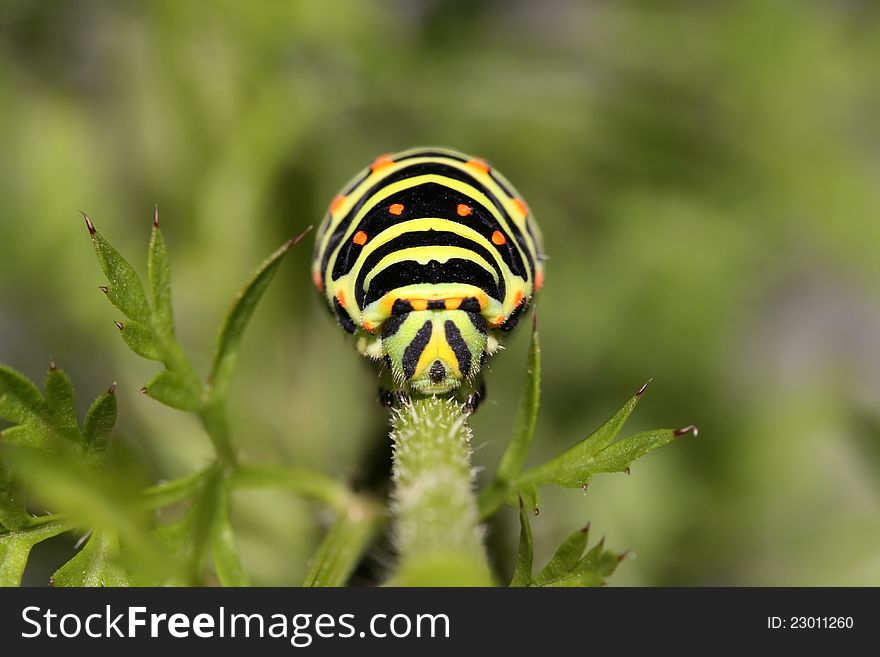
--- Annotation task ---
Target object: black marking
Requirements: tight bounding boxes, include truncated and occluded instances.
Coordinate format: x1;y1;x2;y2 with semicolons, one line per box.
364;259;499;308
460;298;482;314
499;297;529;332
427;300;446;310
466;311;487;334
353;229;505;309
322;162;533;284
381;313;408;339
489;169;513;197
333;296;357;334
392;299;414;315
402;320;433;379
331;178;527;282
445;319;473;378
394;149;468;164
429;360;446;383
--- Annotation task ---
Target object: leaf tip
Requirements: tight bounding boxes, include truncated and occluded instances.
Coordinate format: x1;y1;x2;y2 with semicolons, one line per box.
108;382;117;395
80;210;96;235
517;493;525;510
286;225;314;249
673;424;698;437
153;204;160;228
113;321;124;331
624;466;631;476
580;521;591;535
98;285;109;295
138;386;148;395
49;356;57;371
532;506;540;517
636;378;653;398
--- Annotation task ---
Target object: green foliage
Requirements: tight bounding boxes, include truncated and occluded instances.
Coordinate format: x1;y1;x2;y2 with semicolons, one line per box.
52;531;130;587
0;214;374;587
480;341;694;520
510;497;624;587
208;228;311;403
301;496;385;587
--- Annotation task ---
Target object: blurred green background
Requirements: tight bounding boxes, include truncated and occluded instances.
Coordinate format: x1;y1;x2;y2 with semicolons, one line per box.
2;0;879;586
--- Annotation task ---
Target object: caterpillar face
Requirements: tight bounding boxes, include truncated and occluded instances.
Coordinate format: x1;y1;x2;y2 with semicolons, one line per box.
312;147;544;396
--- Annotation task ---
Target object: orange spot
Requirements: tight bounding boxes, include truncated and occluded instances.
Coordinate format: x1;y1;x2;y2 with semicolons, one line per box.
445;298;462;310
411;299;428;311
466;158;490;174
353;230;368;245
336;290;346;306
456;204;472;217
363;320;375;333
329;195;346;214
312;271;324;291
490;316;504;328
477;293;489;310
371;154;395;172
389;203;404;215
513;291;525;308
513;198;529;216
535;270;545;292
491;230;506;246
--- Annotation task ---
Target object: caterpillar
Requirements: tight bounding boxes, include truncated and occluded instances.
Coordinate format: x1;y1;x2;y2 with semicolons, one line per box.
312;147;544;409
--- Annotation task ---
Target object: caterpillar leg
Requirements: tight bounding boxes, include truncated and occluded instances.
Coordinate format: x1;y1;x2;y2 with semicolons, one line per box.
464;379;487;414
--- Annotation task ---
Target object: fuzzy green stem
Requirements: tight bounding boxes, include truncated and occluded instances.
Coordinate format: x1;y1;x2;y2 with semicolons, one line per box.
389;396;492;586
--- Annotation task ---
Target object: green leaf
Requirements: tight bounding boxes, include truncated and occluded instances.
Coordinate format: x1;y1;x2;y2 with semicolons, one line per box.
515;383;696;491
0;365;47;424
581;381;650;455
1;445;151;550
148;210;175;338
0;519;75;586
509;496;534;587
144;465;224;585
587;427;694;474
497;315;541;481
44;364;79;442
532;524;625;587
531;525;590;587
142;370;202;411
84;213;151;324
208;229;310;402
82;387;117;455
119;321;163;360
0;423;51;449
51;530;129;587
211;488;249;586
0;461;31;531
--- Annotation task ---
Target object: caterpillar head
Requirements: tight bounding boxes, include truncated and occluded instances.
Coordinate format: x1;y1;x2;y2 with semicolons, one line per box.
379;309;490;395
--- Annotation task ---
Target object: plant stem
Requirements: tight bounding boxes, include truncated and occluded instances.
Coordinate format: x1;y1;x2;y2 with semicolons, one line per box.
389;396;493;586
302;494;386;587
198;400;237;467
228;464;350;513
